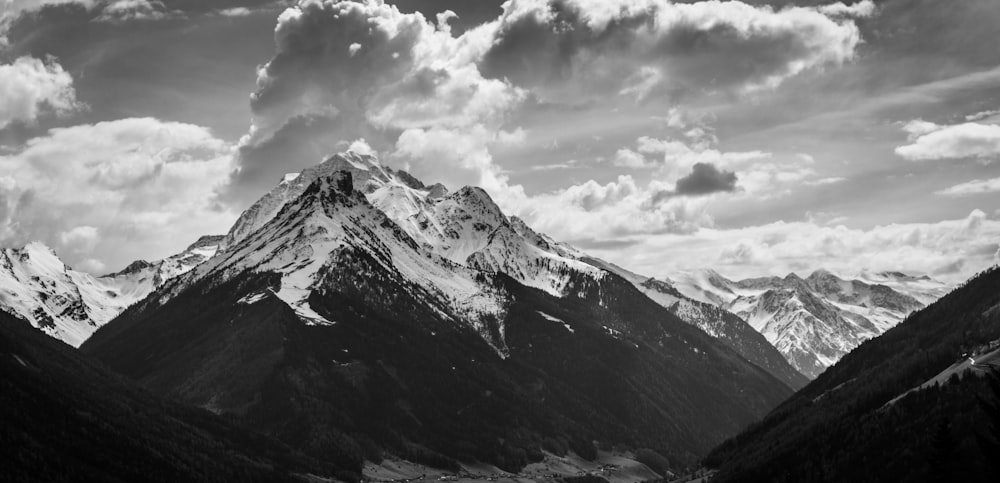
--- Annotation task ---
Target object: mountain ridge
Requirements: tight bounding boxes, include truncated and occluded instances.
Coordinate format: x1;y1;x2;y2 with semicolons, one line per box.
663;267;938;378
82;153;795;473
704;265;1000;482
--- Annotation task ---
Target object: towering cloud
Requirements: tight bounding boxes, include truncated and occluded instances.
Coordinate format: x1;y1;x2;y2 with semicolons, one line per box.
0;56;78;129
224;0;870;207
0;117;235;271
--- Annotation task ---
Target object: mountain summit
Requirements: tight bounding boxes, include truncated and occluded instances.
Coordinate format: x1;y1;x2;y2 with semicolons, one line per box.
81;152;793;474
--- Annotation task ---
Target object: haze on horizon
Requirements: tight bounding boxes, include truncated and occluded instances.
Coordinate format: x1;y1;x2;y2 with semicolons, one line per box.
1;0;999;284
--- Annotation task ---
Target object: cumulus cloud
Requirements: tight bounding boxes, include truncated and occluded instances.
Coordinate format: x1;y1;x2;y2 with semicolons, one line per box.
633;135;768;177
479;0;867;101
0;56;79;129
675;162;738;195
96;0;179;22
607;134;824;198
505;174;714;246
817;0;877;18
895;120;1000;161
0;1;95;42
599;209;1000;285
223;0;869;208
1;0;177;38
225;0;524;204
936;177;1000;197
0;117;236;272
346;138;376;156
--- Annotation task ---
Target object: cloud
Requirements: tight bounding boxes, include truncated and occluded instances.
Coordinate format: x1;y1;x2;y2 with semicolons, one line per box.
895;120;1000;161
216;6;252;17
346;137;376;156
59;225;99;252
225;0;524;204
634;135;770;175
222;0;870;208
505;175;714;245
0;117;236;272
0;0;178;37
598;209;1000;285
96;0;180;22
0;56;79;130
675;162;738;195
613;148;647;168
936;177;1000;197
966;109;1000;122
0;1;95;42
817;0;877;18
607;134;824;199
479;0;867;101
804;177;846;186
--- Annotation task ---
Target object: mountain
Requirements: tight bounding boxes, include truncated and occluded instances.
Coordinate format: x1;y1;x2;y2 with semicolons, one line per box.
0;309;350;482
704;265;1000;482
584;258;809;390
83;152;794;474
665;269;930;378
857;269;951;305
0;236;221;347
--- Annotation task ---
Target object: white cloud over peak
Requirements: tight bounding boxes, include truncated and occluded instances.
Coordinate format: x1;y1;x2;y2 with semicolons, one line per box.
0;56;78;129
225;0;871;207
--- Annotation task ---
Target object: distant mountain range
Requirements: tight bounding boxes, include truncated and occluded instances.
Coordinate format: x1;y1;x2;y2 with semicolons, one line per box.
0;236;221;346
657;268;947;378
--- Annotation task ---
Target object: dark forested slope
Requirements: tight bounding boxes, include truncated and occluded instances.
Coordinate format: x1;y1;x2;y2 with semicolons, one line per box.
0;310;346;483
706;266;1000;482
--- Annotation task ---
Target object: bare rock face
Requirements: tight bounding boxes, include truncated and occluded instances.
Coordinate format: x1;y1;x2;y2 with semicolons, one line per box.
332;170;354;195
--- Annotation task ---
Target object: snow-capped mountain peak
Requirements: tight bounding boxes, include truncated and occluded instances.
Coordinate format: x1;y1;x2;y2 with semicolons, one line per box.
216;152;603;300
0;236;224;347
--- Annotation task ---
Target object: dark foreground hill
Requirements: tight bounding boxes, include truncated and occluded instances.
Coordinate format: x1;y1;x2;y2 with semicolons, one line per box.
705;266;1000;482
0;310;346;483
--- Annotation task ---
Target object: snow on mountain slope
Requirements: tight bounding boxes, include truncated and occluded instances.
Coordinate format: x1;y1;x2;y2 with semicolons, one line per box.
665;269;933;378
582;258;809;389
857;270;950;305
0;236;222;347
166;170;513;353
220;152;603;298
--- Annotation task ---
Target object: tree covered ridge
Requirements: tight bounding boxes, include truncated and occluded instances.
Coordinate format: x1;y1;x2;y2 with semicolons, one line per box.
705;265;1000;482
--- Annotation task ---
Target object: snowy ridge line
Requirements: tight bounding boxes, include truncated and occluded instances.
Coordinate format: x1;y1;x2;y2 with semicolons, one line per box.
662;268;938;378
0;237;223;347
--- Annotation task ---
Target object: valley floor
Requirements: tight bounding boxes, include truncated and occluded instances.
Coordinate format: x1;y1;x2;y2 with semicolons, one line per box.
363;451;661;483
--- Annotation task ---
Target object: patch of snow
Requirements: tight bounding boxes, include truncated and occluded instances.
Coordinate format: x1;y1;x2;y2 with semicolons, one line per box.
237;291;269;305
537;311;574;333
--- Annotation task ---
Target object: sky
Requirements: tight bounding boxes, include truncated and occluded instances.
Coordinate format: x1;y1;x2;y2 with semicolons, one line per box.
0;0;998;283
